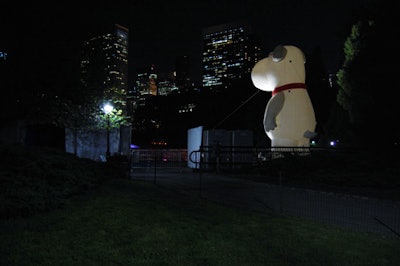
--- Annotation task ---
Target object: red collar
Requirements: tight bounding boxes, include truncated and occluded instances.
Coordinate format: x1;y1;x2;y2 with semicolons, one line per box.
272;83;307;96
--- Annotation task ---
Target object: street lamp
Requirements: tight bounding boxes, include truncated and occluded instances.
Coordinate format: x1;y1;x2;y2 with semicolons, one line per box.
103;103;114;157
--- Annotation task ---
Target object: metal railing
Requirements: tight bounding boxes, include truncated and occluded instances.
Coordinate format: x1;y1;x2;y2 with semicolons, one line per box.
189;146;342;171
128;146;400;237
131;149;188;169
130;146;355;172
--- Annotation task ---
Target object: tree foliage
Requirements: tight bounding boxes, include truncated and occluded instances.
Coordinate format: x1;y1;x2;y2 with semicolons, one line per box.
337;20;374;121
50;83;130;133
335;1;399;146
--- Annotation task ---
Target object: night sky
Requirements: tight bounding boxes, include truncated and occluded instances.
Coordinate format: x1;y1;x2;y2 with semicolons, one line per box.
2;0;375;86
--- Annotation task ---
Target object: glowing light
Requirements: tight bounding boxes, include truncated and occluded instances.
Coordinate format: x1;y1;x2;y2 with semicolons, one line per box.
130;144;140;149
103;103;114;114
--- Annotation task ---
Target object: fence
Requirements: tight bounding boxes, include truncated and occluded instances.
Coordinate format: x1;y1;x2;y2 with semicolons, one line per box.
130;146;398;175
130;146;269;172
128;146;400;237
131;148;187;168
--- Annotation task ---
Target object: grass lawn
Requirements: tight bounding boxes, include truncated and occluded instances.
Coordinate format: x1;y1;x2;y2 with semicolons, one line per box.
1;178;399;266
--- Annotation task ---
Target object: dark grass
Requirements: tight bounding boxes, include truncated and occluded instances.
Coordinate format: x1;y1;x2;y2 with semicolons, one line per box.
1;144;399;265
1;178;399;265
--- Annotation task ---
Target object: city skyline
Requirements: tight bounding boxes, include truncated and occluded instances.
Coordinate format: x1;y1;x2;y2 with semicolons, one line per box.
1;0;375;87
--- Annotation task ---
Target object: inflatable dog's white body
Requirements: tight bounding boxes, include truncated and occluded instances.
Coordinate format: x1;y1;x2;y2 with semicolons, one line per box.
251;45;316;147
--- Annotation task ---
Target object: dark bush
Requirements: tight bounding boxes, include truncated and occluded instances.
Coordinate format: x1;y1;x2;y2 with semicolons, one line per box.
0;144;112;218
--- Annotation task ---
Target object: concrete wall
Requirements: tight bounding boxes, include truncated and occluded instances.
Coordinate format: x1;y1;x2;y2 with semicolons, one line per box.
65;125;131;161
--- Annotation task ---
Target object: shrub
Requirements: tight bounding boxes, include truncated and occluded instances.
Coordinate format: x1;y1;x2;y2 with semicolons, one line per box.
0;144;111;218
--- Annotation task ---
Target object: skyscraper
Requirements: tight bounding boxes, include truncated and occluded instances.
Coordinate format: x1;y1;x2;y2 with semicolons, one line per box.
201;21;261;92
133;64;159;104
80;24;129;114
174;55;195;92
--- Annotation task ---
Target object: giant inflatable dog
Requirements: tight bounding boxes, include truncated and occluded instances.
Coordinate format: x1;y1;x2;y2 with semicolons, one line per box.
251;45;317;149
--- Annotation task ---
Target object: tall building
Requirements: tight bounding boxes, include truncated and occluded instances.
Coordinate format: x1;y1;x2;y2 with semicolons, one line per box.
174;55;195;92
133;64;159;106
202;21;261;92
80;24;129;114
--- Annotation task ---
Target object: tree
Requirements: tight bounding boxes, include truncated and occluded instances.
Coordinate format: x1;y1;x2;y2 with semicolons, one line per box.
335;1;400;146
50;82;130;155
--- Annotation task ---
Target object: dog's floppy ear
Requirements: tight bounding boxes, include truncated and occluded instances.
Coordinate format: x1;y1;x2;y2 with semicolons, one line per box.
272;45;287;62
